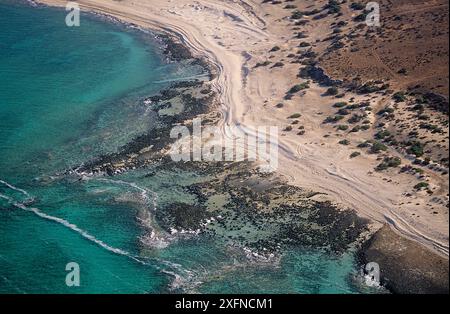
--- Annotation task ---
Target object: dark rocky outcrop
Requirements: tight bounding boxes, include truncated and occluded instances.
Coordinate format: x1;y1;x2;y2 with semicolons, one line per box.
358;226;449;294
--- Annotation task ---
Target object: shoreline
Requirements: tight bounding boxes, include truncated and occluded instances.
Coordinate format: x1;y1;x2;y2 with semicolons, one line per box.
32;0;448;293
35;0;448;257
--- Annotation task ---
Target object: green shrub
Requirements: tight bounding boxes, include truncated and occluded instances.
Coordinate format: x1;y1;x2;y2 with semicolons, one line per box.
348;114;364;124
358;141;371;148
414;182;429;190
393;92;407;103
326;0;341;14
291;11;304;20
255;61;271;68
270;46;281;52
354;12;368;22
376;157;401;171
333;102;348;108
337;108;350;115
324;115;344;123
377;107;395;115
288;113;302;119
325;87;339;96
375;130;391;139
288;82;310;94
272;62;284;68
357;82;381;94
370;141;388;153
350;3;365;10
407;142;425;157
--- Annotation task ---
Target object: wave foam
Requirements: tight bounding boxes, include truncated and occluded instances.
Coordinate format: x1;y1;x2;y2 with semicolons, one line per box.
0;178;197;291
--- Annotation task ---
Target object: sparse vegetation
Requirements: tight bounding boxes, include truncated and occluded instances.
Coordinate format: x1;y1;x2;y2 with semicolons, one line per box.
325;87;339;96
378;107;395;115
375;130;391;140
288;82;310;94
407;141;425;157
393;91;407;103
324;115;344;123
370;141;388;154
325;0;342;14
337;108;350;115
333;102;348;108
272;62;284;68
291;11;303;20
254;61;271;68
350;2;365;10
270;46;281;52
288;113;302;119
376;156;401;171
348;114;364;124
414;182;429;190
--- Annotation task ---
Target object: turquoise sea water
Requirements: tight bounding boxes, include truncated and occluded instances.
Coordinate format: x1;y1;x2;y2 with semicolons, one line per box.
0;1;380;294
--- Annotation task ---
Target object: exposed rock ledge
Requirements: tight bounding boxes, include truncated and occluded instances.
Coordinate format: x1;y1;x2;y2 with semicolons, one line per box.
359;225;449;294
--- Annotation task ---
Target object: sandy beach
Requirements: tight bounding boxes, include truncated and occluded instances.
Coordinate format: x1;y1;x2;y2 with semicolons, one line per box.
34;0;448;259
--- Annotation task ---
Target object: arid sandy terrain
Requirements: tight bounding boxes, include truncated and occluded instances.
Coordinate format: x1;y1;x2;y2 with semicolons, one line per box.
35;0;449;261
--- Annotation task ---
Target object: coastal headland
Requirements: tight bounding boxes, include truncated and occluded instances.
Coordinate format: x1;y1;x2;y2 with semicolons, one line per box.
34;0;449;293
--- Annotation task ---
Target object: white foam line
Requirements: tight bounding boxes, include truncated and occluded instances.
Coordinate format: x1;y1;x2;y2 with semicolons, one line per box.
0;190;148;267
1;180;139;260
18;203;130;254
0;179;157;264
0;193;16;214
0;193;9;200
0;179;32;200
17;200;184;273
1;180;188;286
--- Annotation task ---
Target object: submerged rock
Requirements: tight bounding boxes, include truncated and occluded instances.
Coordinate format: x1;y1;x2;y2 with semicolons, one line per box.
151;161;370;257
